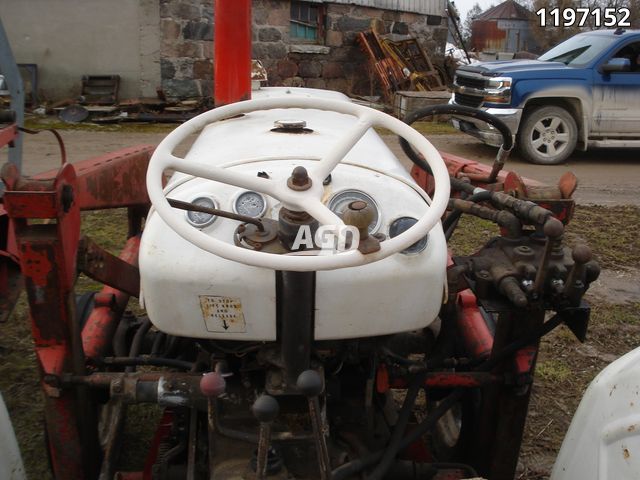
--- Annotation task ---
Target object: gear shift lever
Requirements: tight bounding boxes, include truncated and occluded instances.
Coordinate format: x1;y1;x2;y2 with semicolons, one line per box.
252;394;279;480
297;370;332;480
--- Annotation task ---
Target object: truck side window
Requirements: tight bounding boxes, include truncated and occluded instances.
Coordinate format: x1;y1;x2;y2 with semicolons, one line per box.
613;42;640;72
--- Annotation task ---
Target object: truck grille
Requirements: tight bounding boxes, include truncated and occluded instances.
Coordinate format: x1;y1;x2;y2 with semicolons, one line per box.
455;75;487;90
454;92;483;108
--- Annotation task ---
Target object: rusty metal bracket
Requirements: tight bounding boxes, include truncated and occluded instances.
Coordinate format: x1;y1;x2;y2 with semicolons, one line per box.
77;236;140;297
33;145;156;210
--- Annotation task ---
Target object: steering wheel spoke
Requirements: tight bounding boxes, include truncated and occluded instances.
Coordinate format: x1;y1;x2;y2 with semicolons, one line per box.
164;154;279;198
311;114;374;182
303;199;344;226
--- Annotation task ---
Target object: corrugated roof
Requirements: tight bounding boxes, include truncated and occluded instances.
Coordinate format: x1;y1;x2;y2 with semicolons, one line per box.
475;0;531;20
305;0;446;16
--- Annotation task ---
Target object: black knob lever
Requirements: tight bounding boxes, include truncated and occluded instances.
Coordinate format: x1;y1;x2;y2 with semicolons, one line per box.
297;370;332;480
252;395;279;480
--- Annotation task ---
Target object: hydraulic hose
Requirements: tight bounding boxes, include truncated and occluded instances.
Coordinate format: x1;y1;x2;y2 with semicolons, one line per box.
442;189;493;240
368;373;426;480
333;313;568;480
400;104;513;176
400;105;515;237
125;318;152;373
449;177;556;228
447;198;522;239
332;389;465;480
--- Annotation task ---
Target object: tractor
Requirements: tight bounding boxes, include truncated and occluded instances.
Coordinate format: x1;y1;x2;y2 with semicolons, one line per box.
0;3;599;479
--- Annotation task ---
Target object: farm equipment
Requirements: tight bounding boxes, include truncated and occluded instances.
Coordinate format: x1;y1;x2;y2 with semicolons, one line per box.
0;3;600;480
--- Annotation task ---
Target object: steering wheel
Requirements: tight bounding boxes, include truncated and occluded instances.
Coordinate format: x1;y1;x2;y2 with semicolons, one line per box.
146;96;450;271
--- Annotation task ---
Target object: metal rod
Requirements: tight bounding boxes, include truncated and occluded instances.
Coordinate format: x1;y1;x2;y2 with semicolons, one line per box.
168;197;265;231
207;398;216;478
187;407;198;480
256;423;271;480
308;396;332;480
279;271;315;386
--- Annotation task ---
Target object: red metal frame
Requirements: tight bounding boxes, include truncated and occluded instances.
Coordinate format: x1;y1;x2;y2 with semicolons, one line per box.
1;144;154;478
214;0;252;106
456;288;494;359
0;124;18;149
82;235;141;361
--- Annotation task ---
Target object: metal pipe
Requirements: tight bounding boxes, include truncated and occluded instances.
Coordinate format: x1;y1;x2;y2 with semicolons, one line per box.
214;0;252;106
0;18;23;172
168;197;264;231
279;271;315;386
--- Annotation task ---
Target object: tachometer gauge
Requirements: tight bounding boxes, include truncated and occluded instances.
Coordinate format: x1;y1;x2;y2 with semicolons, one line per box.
185;196;218;228
389;216;428;254
328;190;380;233
234;191;267;218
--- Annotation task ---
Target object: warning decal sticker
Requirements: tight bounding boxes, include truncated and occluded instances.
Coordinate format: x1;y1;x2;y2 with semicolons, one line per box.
199;295;246;333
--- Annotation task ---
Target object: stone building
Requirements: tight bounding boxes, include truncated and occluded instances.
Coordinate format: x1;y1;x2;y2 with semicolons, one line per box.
161;0;448;98
1;0;447;101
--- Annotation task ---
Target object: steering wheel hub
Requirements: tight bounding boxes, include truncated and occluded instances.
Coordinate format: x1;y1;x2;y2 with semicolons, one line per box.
287;166;312;191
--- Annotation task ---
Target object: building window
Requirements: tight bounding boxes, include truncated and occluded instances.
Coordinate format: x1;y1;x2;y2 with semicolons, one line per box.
290;1;324;42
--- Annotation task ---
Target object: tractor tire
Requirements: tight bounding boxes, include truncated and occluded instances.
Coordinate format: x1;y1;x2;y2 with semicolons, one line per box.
518;105;578;165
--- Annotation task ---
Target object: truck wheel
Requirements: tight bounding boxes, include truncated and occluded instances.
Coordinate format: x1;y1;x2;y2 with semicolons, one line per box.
518;106;577;165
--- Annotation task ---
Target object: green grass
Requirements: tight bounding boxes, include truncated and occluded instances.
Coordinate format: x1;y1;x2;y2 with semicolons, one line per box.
536;360;572;382
590;302;640;326
447;215;498;256
375;120;461;136
81;209;129;254
565;205;640;270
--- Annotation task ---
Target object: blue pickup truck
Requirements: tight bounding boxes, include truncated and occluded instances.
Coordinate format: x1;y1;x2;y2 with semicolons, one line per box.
450;29;640;164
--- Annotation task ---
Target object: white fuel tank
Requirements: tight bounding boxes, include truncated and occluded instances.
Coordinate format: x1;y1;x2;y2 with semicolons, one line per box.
139;88;447;340
551;346;640;480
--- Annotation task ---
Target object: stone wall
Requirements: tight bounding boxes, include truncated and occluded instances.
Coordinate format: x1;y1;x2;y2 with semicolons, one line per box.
159;0;448;99
160;0;214;98
252;2;448;96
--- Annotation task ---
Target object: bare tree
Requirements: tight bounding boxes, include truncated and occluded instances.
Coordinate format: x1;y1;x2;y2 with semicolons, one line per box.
463;3;484;45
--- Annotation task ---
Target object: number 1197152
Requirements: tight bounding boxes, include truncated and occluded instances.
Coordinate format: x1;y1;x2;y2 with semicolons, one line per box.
536;7;631;27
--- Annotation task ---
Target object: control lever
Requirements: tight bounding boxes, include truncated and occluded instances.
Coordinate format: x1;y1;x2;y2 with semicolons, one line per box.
297;370;332;480
563;245;592;305
533;218;564;294
252;395;279;480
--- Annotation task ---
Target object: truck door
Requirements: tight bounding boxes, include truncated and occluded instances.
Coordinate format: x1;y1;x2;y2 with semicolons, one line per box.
592;40;640;136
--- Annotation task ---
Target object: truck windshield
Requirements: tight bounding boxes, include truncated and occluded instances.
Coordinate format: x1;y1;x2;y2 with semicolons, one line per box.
538;34;617;67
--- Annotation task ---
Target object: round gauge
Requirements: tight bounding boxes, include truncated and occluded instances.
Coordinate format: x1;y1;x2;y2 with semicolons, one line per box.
185;196;217;228
234;191;267;218
328;190;380;233
389;217;429;254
